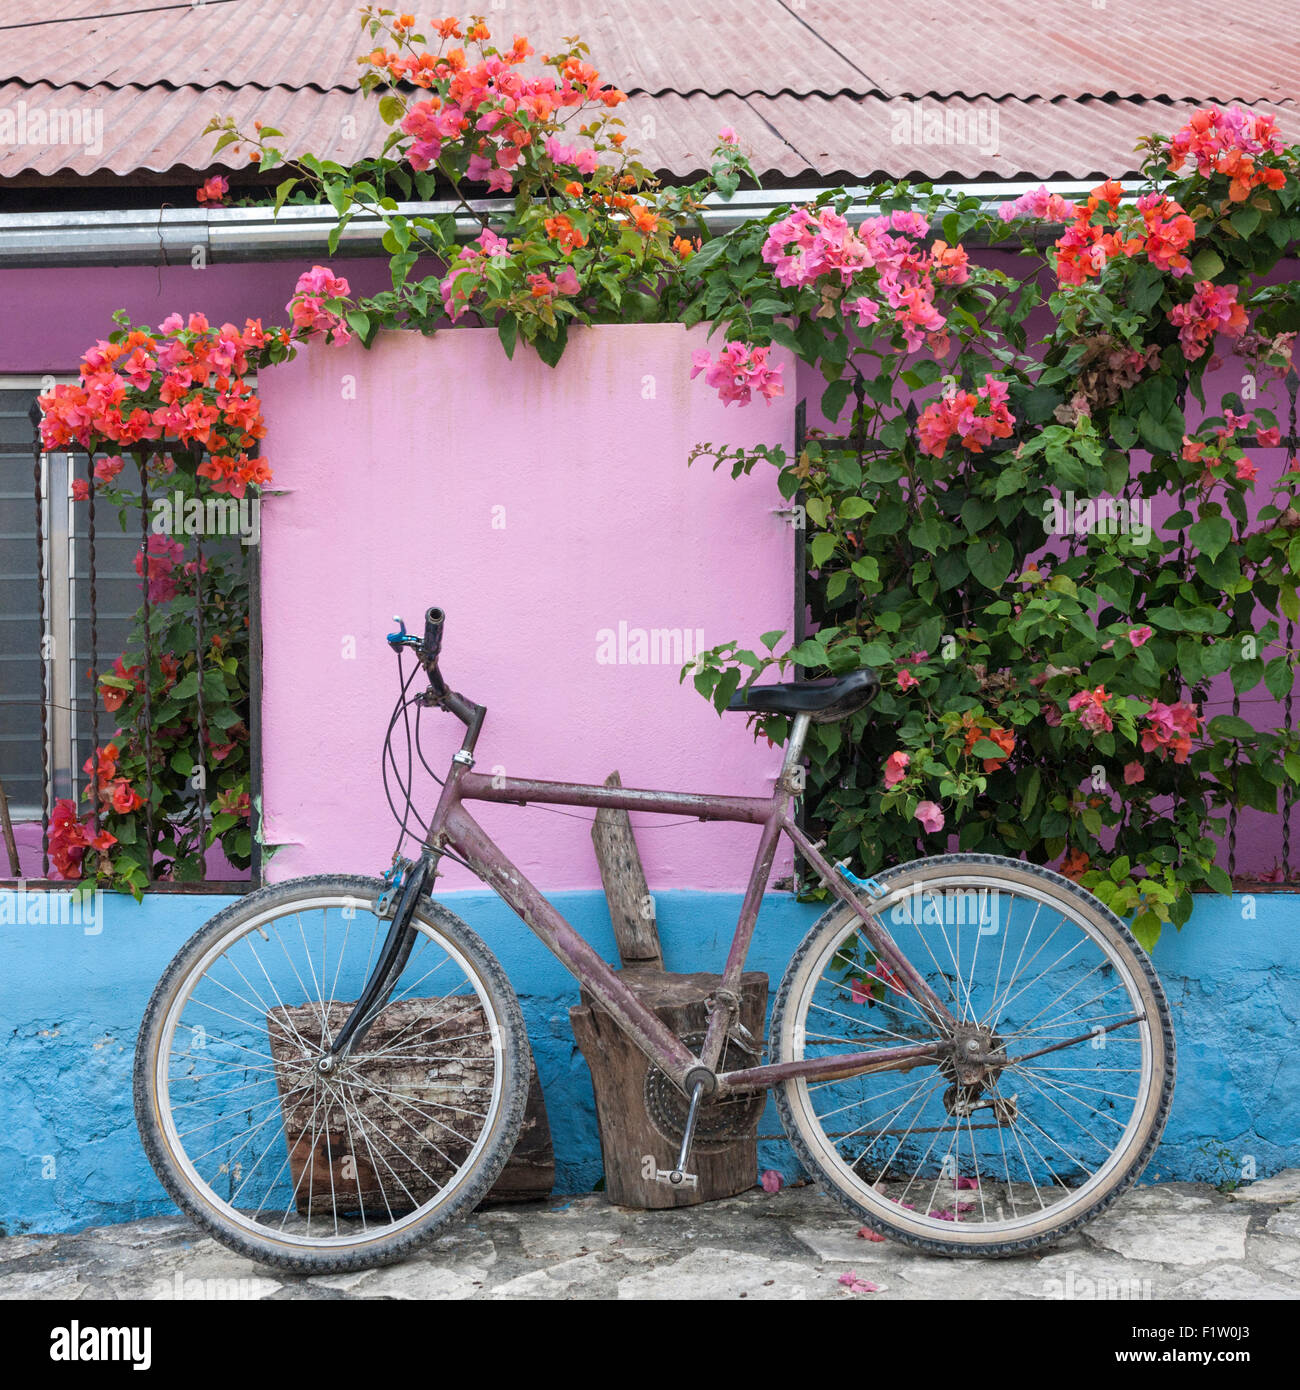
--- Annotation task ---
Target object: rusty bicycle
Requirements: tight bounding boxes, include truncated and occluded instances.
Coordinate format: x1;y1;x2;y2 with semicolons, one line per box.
135;605;1175;1272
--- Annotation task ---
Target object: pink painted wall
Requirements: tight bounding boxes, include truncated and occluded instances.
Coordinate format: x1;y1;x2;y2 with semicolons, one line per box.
256;324;796;890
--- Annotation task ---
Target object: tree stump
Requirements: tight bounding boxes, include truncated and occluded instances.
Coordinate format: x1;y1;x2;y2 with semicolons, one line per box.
569;969;768;1209
268;995;554;1215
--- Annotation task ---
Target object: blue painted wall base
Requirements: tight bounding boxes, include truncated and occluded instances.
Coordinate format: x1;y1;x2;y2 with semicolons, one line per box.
1;886;1296;1233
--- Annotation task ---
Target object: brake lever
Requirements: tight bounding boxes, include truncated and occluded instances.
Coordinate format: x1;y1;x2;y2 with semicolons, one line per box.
386;615;422;653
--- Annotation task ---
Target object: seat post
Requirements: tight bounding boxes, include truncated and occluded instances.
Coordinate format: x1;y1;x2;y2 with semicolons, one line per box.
779;712;812;792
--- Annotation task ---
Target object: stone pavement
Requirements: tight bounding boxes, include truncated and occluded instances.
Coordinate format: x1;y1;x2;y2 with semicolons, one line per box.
4;1174;1300;1300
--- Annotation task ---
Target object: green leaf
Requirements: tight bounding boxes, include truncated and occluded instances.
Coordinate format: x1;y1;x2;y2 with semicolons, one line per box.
1265;656;1294;701
1230;206;1261;239
1190;247;1225;280
1207;714;1254;740
1188;516;1231;560
497;315;518;360
967;537;1014;590
821;378;852;422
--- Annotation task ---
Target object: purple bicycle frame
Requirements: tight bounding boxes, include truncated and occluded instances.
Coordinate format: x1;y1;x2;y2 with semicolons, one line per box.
422;713;959;1099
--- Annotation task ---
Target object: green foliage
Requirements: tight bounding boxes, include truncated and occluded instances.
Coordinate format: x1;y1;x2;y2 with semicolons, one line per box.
683;145;1300;946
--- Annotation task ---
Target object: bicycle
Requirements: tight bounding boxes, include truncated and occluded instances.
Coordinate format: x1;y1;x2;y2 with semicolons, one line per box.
135;605;1175;1273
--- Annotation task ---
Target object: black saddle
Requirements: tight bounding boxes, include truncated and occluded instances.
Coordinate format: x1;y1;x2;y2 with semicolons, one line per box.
727;668;878;724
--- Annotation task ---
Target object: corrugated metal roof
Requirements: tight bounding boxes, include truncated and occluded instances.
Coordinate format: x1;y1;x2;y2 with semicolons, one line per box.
1;0;1297;186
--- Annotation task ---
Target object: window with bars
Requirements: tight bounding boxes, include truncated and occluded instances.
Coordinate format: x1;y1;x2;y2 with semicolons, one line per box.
0;378;260;888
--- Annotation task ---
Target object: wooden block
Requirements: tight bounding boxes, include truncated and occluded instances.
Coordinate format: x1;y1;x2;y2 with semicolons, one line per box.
267;995;553;1216
591;771;664;970
569;969;768;1210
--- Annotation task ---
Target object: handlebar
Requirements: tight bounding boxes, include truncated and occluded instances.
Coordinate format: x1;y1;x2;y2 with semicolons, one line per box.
388;605;486;756
423;607;445;666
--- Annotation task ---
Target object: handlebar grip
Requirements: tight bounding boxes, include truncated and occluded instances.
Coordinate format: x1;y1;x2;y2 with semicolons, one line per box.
423;607;445;665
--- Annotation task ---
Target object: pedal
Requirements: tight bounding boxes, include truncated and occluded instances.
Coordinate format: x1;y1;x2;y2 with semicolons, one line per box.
652;1167;699;1189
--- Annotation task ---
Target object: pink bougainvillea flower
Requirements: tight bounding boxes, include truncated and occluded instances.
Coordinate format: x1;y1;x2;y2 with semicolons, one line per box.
1168;282;1248;360
1068;684;1114;734
760;1169;783;1194
856;1226;886;1243
554;265;581;296
689;342;784;408
196;175;229;205
1235;457;1258;482
914;800;944;834
1256;426;1282;446
883;750;910;788
70;477;90;501
1124;761;1146;785
954;1176;979;1190
1141;699;1200;763
286;265;352;342
717;126;738;144
998;184;1078;223
917;375;1016;457
838;1270;881;1294
133;535;185;604
850;978;871;1005
896;668;919;691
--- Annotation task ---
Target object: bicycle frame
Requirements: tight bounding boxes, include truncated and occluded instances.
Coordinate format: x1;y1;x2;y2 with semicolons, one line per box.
419;712;960;1099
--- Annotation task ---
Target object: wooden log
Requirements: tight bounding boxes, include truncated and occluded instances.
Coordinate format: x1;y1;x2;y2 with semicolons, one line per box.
0;774;19;878
591;770;663;970
569;969;768;1209
267;995;554;1215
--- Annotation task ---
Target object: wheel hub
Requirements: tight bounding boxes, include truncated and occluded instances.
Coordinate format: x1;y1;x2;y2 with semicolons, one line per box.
938;1022;1008;1115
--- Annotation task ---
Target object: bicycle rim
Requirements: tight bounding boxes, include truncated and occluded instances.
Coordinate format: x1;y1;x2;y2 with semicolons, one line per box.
775;856;1172;1249
144;887;510;1256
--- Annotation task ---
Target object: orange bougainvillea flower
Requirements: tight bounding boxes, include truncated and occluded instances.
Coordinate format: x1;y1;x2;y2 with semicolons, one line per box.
630;203;659;235
1059;848;1090;882
543;213;586;250
435;18;463;39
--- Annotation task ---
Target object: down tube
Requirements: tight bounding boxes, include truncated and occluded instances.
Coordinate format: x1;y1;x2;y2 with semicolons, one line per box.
441;803;698;1083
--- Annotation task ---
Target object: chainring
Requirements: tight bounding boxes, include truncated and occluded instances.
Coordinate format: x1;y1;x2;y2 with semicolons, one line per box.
643;1032;766;1154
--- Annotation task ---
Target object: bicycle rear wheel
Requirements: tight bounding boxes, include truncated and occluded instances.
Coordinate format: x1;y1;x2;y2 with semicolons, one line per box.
134;874;530;1273
772;853;1175;1256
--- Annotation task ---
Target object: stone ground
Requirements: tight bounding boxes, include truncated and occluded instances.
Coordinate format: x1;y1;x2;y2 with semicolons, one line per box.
4;1173;1300;1300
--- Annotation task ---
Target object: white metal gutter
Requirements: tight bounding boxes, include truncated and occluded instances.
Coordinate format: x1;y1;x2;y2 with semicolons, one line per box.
0;181;1126;268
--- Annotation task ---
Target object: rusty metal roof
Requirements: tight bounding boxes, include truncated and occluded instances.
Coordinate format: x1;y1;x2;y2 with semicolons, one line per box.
2;0;1298;188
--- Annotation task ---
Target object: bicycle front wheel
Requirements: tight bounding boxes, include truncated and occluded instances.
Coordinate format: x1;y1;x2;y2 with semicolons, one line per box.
134;874;530;1273
772;853;1175;1256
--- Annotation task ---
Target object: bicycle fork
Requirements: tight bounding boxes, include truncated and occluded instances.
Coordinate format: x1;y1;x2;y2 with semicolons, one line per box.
317;852;438;1071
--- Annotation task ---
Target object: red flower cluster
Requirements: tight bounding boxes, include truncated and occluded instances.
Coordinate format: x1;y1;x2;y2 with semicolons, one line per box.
1168;281;1248;360
1054;181;1196;286
917;375;1016;457
38;313;288;500
1141;700;1200;763
1166;106;1287;203
48;799;117;879
83;742;146;816
367;18;625;190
